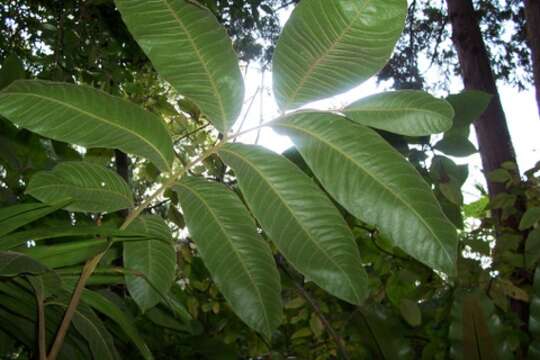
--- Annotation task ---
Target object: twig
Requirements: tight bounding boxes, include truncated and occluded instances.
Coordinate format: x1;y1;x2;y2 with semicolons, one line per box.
255;69;265;145
234;87;260;143
174;123;210;143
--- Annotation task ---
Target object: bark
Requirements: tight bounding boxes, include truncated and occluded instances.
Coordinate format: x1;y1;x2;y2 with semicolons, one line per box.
446;0;518;199
525;0;540;118
115;150;130;219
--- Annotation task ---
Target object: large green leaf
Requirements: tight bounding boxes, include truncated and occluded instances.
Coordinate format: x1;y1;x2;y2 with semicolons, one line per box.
434;91;490;157
123;216;176;312
344;91;454;136
0;80;174;171
82;290;154;360
26;161;133;213
173;177;282;338
115;0;244;133
218;143;368;304
354;304;413;359
49;293;118;360
0;251;49;276
272;111;457;276
272;0;406;110
19;239;108;268
530;268;540;357
0;200;71;237
0;224;141;251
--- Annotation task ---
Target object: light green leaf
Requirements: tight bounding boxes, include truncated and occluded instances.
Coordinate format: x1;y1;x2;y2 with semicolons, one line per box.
0;251;49;276
0;200;71;237
26;161;133;213
218;143;368;304
272;0;406;110
520;207;540;231
123;216;176;312
82;290;154;360
173;177;282;338
115;0;244;133
344;91;454;136
0;80;174;171
272;111;457;276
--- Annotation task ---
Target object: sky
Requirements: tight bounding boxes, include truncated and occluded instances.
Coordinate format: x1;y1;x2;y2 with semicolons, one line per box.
234;4;540;203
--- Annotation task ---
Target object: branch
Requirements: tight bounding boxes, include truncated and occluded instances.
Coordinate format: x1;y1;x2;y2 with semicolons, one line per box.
47;254;103;360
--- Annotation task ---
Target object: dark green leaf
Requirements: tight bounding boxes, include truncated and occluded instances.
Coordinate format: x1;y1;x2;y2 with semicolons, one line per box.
0;251;49;276
0;200;71;237
82;290;154;360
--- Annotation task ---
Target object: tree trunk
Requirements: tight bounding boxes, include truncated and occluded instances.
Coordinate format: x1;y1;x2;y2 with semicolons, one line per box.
115;150;130;219
447;1;528;357
525;0;540;118
446;0;518;199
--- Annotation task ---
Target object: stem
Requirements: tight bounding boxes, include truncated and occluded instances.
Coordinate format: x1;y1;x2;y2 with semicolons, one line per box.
255;69;265;144
47;254;103;360
277;258;350;360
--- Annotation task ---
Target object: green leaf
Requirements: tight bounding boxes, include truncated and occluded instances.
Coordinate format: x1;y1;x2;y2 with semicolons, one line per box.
449;290;513;360
526;228;540;269
173;177;282;338
0;200;71;237
50;294;118;360
82;290;154;360
0;224;140;251
344;91;454;136
0;80;174;171
272;111;457;276
26;161;133;213
0;251;49;276
520;207;540;230
399;299;422;327
0;54;25;90
433;91;490;158
219;143;368;304
123;216;176;312
115;0;244;133
446;91;492;131
272;0;407;110
434;136;478;157
354;304;413;359
19;239;108;268
530;268;540;357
